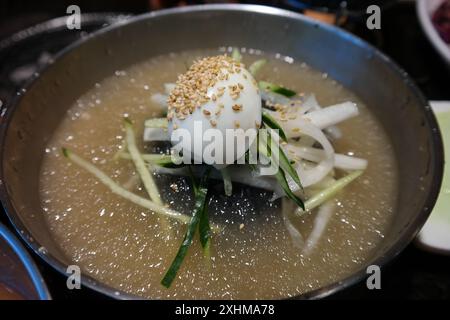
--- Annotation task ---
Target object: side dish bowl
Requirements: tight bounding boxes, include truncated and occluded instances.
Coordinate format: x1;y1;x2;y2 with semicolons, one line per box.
0;223;50;300
417;0;450;67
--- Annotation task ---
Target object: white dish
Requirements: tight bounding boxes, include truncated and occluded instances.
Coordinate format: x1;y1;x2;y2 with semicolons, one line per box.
416;101;450;255
417;0;450;66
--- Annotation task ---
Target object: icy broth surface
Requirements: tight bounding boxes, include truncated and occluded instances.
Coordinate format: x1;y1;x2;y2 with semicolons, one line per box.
40;49;397;299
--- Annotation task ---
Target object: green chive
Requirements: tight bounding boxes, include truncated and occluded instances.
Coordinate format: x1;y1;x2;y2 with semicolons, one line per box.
161;167;211;288
275;168;305;210
199;205;211;256
259;81;296;98
262;112;288;142
259;129;302;190
277;142;302;190
258;132;305;209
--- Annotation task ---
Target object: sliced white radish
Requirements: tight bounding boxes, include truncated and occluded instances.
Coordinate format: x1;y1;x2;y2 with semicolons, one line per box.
302;201;335;255
302;101;359;129
285;145;368;171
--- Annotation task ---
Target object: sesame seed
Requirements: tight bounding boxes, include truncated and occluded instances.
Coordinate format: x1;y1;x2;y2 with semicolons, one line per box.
210;119;217;127
203;109;211;116
274;103;284;111
234;120;240;128
232;104;242;112
167;55;241;121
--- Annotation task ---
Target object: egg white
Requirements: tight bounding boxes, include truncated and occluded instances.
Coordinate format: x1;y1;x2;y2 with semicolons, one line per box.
169;67;262;166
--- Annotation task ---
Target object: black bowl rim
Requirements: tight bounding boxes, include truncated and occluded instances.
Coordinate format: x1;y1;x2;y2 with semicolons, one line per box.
0;3;444;300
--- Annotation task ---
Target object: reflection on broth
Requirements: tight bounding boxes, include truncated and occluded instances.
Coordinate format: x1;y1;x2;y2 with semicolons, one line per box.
40;49;397;299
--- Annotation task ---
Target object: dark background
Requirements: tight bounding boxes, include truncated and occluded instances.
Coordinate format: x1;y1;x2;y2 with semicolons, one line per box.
0;0;449;300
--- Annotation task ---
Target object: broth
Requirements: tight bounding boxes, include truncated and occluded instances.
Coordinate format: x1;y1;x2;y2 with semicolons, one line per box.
39;49;398;299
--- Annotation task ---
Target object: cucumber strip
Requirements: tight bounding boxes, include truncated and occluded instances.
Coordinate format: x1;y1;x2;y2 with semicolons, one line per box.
260;130;302;189
124;119;162;205
262;112;288;142
231;48;242;62
298;170;363;215
275;168;305;210
199;206;212;268
118;152;182;168
249;59;267;76
62;148;190;224
198;187;211;259
258;132;304;209
259;81;296;98
191;167;212;259
161;169;210;288
125;119;173;233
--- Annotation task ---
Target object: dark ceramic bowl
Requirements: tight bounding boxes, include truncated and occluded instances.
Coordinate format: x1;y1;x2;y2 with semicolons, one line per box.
0;4;443;299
